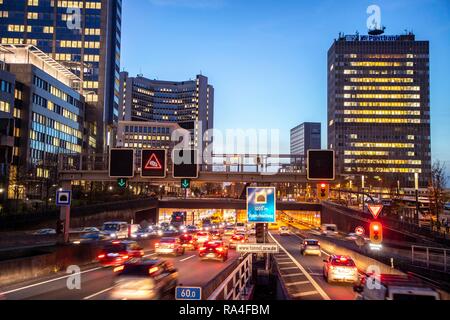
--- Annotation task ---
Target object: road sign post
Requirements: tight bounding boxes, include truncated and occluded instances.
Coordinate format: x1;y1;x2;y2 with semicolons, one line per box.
181;179;191;189
56;187;72;243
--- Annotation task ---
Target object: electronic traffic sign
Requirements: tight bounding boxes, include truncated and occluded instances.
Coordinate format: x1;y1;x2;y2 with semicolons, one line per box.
307;150;335;181
141;149;166;178
172;149;199;179
109;149;134;178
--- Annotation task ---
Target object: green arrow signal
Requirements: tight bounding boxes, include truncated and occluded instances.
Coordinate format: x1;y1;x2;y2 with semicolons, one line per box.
181;179;190;189
117;178;127;188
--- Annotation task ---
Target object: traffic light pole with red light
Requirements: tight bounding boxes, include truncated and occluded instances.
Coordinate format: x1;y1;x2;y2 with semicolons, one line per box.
316;183;330;200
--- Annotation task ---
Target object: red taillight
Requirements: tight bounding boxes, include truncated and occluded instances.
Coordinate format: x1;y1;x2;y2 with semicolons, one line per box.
199;247;206;251
113;265;124;272
216;247;224;252
170;244;175;248
189;240;193;244
121;255;129;260
340;257;348;262
149;267;158;274
98;254;105;259
241;240;245;243
112;241;120;244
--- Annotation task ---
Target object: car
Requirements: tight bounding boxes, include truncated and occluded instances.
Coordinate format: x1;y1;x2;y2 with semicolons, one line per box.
185;225;198;233
110;258;178;300
155;237;185;256
224;227;235;236
162;226;179;236
279;226;290;236
81;227;100;233
97;240;144;267
210;230;222;240
345;233;370;242
199;241;229;262
323;255;359;284
444;202;450;211
320;224;338;236
101;221;129;239
179;234;197;250
131;227;152;239
353;274;441;300
228;234;247;249
248;227;256;235
32;228;56;235
194;231;211;245
73;232;108;244
300;239;321;256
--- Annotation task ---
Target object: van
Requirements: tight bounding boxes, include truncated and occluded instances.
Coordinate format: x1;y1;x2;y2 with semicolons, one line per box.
101;221;129;239
354;274;441;300
321;224;338;236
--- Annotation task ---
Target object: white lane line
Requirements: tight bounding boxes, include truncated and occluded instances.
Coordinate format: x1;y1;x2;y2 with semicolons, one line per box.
0;267;103;295
278;261;295;265
291;290;319;298
83;286;116;300
1;249;156;296
269;233;331;300
285;281;311;286
279;266;299;270
180;255;196;262
283;273;304;277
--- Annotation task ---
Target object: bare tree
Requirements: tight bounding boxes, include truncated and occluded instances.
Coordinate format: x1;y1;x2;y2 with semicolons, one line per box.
429;161;448;222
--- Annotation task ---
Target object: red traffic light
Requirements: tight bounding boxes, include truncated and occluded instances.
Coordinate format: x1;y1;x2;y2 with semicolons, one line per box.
369;221;383;244
320;183;326;188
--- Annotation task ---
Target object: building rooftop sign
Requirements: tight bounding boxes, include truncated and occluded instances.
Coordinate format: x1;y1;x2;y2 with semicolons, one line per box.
338;34;415;42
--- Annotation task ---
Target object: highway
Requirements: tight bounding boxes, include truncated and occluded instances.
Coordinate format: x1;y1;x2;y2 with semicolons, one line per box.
270;231;357;300
0;240;242;300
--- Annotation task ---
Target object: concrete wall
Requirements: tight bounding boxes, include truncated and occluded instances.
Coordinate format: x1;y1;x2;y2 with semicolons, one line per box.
0;239;158;287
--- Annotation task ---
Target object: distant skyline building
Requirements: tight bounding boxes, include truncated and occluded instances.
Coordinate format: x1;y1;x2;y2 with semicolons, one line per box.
0;0;122;153
327;32;431;188
119;72;214;155
290;122;321;158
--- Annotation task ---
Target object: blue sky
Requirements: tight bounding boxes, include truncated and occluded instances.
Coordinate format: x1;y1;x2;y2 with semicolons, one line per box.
121;0;450;169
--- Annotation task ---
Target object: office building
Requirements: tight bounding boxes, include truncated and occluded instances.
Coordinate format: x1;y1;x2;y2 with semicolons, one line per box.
119;73;214;155
0;0;122;152
327;31;431;187
290;122;321;157
0;44;84;199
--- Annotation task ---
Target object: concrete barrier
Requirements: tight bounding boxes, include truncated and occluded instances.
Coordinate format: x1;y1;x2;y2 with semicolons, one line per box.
0;238;158;288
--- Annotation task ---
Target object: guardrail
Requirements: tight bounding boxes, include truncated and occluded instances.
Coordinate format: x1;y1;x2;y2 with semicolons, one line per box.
207;254;253;300
412;245;449;272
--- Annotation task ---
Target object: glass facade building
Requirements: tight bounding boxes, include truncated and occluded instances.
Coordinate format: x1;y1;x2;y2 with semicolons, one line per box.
119;73;214;155
0;0;122;152
290;122;321;157
327;33;431;188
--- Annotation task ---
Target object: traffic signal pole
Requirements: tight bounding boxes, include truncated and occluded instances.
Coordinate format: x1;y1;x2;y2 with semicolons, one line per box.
59;181;72;244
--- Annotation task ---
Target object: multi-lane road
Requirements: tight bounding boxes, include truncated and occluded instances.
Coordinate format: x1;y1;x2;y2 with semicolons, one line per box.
270;231;356;300
0;244;242;300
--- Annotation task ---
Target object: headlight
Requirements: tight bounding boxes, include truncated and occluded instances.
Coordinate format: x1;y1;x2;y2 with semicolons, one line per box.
110;233;117;238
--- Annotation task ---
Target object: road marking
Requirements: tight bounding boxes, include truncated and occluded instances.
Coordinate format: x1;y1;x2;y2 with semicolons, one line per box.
180;255;196;262
282;273;304;277
278;261;295;265
143;253;157;258
279;266;299;270
269;233;331;300
291;290;319;298
83;286;116;300
285;281;311;286
0;267;103;295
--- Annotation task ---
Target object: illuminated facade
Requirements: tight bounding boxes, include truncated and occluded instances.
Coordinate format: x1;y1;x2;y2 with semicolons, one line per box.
119;73;214;155
0;45;84;199
327;33;431;187
0;0;122;152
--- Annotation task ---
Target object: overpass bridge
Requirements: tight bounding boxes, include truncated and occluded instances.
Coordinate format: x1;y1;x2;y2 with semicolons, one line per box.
58;153;316;184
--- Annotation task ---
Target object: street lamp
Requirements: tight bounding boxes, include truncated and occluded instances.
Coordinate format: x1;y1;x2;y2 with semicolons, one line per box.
414;172;419;225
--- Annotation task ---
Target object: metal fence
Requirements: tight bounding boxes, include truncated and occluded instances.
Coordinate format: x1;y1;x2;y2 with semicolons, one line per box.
208;254;253;300
412;245;449;272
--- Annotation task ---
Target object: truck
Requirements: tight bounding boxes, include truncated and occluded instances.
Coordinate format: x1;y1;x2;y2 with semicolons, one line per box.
354;274;441;300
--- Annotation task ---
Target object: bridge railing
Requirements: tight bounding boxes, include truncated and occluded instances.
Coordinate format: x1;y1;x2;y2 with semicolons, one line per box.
412;245;449;272
208;254;253;300
58;153;307;174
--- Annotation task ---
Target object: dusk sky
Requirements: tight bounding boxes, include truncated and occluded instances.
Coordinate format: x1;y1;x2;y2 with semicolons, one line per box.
121;0;450;170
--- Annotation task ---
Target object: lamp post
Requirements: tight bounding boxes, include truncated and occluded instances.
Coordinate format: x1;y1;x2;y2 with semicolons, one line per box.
361;175;365;211
414;172;419;226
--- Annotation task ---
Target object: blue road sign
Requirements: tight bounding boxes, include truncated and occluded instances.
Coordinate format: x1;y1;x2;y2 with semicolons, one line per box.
175;286;202;300
56;190;71;206
247;187;276;223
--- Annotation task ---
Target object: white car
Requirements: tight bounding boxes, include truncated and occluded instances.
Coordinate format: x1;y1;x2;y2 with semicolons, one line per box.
300;239;321;256
82;227;100;233
323;255;359;284
279;226;290;236
33;228;56;235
